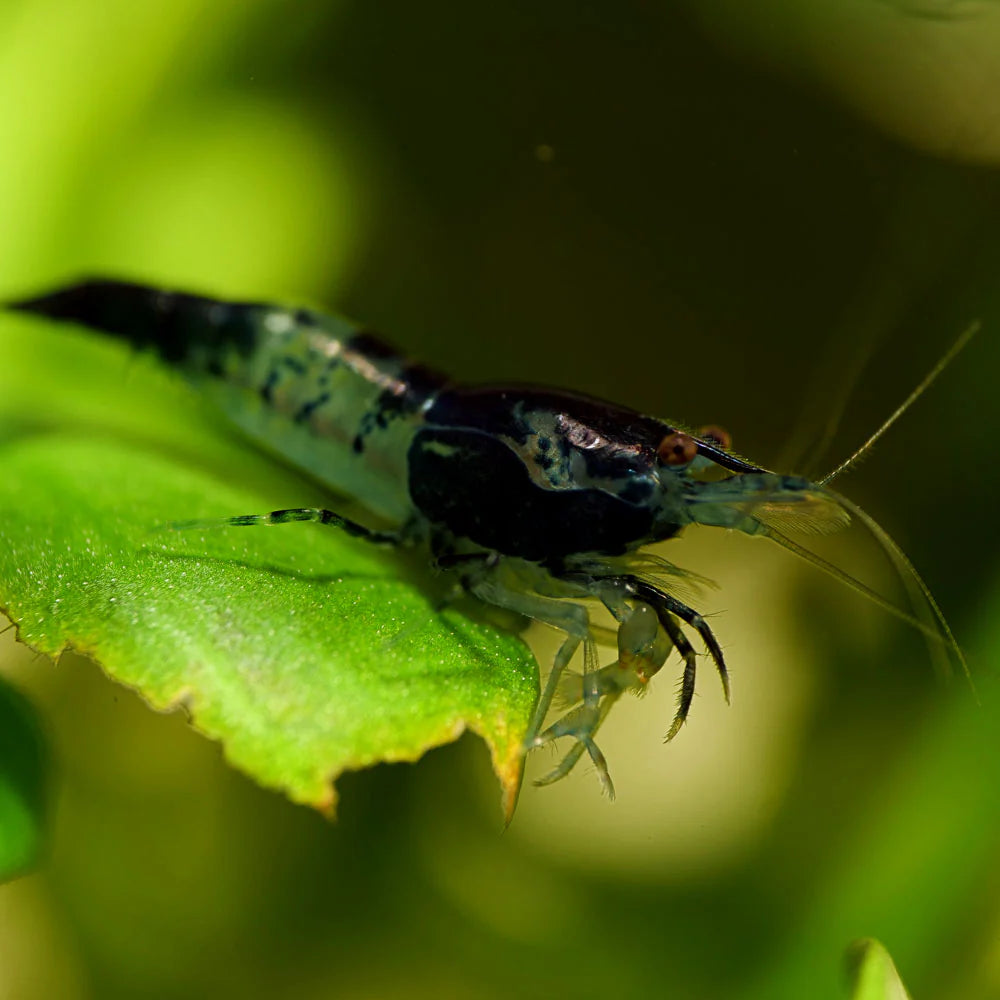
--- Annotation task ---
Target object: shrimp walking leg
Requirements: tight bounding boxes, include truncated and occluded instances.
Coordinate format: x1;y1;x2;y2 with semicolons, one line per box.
611;576;731;706
533;599;673;796
167;507;405;546
466;571;593;745
658;614;699;741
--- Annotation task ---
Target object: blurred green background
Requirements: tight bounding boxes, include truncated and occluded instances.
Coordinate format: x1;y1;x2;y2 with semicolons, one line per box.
2;1;1000;997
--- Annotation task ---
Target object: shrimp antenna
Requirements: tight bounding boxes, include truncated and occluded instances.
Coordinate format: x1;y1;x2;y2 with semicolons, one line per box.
762;491;972;689
761;525;948;650
819;319;980;486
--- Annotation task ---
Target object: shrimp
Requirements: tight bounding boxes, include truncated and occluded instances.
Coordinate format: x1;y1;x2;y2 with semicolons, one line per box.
8;279;975;797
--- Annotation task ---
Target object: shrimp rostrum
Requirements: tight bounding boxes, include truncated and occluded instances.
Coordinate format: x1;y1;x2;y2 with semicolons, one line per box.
9;280;969;798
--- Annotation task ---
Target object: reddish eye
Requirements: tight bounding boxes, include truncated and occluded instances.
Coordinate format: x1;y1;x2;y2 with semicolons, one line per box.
699;424;732;451
657;431;698;466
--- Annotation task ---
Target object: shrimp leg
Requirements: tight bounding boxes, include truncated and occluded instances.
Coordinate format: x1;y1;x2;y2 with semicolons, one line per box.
533;598;673;795
166;507;406;546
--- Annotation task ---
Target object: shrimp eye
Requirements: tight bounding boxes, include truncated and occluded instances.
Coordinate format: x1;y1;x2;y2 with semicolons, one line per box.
657;431;698;466
699;424;732;451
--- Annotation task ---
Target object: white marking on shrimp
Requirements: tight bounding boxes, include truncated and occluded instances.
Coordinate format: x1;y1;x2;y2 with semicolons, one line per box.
264;311;295;335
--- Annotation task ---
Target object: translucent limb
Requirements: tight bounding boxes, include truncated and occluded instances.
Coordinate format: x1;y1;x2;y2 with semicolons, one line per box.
534;698;619;797
532;600;673;794
466;572;591;749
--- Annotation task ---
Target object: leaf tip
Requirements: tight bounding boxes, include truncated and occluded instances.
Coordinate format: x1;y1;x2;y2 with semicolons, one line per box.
315;784;338;820
845;938;912;1000
496;741;526;827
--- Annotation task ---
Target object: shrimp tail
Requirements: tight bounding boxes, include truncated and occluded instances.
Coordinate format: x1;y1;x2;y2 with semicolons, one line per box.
8;278;267;367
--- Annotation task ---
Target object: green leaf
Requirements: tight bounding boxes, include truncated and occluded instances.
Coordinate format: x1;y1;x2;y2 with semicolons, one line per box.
0;434;537;817
0;675;47;882
845;939;912;1000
